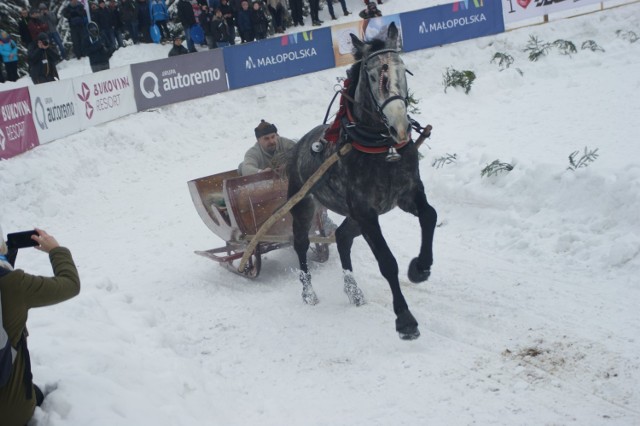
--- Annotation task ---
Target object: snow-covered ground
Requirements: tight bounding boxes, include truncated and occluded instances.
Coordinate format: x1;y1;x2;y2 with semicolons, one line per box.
1;0;639;424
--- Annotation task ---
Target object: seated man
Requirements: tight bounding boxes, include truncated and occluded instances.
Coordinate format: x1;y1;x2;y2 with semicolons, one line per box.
238;119;296;176
238;119;338;235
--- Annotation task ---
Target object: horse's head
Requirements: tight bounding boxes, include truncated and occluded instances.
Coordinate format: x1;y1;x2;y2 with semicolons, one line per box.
350;22;411;145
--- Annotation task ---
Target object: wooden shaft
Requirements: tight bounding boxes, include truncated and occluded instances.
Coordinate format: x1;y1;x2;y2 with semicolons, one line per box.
414;124;432;150
240;234;336;244
238;143;352;272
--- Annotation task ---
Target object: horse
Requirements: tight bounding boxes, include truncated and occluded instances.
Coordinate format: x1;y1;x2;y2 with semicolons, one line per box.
286;22;437;340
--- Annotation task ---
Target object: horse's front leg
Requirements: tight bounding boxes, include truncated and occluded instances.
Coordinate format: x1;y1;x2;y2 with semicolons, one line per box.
356;208;419;340
291;196;319;305
335;217;365;306
400;183;437;283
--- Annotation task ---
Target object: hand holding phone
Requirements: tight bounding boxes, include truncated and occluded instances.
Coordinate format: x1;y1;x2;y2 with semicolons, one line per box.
6;229;60;253
6;230;39;249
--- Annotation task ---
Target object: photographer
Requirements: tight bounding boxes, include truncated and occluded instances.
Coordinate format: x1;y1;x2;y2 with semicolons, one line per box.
27;32;60;84
0;227;81;426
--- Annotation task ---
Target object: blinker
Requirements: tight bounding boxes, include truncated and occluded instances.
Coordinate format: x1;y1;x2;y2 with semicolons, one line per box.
311;140;325;153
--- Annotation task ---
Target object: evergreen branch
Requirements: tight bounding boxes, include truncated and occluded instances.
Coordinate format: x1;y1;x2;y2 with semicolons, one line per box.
431;153;457;169
481;160;514;178
567;147;599;171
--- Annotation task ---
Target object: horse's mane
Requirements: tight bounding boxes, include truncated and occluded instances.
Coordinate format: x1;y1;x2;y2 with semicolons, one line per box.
346;38;387;98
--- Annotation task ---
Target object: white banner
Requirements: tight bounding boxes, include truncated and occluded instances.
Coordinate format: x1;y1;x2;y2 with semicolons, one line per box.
29;79;82;144
502;0;607;24
72;66;137;130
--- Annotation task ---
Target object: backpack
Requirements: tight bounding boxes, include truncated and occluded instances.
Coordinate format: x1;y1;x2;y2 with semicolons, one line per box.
0;267;17;388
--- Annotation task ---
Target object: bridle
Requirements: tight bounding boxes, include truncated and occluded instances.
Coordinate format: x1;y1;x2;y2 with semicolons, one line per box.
361;48;409;125
321;47;427;160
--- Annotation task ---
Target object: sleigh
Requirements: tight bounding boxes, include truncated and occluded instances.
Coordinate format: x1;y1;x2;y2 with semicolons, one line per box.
188;169;333;278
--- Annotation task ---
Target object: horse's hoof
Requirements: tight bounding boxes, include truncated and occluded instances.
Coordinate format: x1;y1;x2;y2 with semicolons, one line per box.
343;272;366;306
302;283;319;305
398;329;421;340
408;258;431;283
396;310;419;340
300;272;319;305
344;283;366;306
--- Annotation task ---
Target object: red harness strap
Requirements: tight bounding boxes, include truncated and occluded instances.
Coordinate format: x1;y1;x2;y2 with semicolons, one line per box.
323;79;409;153
323;80;351;145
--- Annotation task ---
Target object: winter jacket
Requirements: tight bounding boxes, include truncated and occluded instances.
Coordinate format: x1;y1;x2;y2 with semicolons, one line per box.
109;5;124;29
150;0;170;22
359;8;382;19
250;8;268;39
137;0;152;26
63;3;88;28
18;17;33;45
0;39;19;63
168;44;189;56
83;33;111;66
211;16;232;44
219;2;235;27
27;17;49;42
239;136;296;175
0;247;81;426
40;10;59;33
236;8;251;32
94;7;113;32
177;0;196;27
27;42;60;84
200;10;213;35
120;0;137;23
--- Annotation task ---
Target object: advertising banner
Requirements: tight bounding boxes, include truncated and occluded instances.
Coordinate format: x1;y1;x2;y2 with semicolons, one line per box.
0;88;39;160
401;0;505;53
29;79;82;145
130;49;228;111
502;0;609;24
72;66;137;130
330;14;403;67
224;28;335;90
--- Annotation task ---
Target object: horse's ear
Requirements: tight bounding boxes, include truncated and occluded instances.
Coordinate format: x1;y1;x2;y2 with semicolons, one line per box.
387;22;399;47
350;32;364;53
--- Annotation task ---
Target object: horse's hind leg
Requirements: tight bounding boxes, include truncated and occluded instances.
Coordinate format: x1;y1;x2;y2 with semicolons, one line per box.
399;184;437;283
335;217;365;306
291;195;319;305
355;210;419;340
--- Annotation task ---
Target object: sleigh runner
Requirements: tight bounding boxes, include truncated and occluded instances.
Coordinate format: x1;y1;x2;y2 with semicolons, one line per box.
188;169;332;278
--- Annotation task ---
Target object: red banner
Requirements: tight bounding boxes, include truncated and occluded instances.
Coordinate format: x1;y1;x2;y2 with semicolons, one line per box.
0;88;40;160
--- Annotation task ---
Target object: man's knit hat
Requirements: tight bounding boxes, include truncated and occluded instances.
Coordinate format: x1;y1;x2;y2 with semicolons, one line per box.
254;119;278;139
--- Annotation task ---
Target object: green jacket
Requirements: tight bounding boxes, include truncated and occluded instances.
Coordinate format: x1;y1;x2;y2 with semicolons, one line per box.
0;247;81;426
239;136;296;175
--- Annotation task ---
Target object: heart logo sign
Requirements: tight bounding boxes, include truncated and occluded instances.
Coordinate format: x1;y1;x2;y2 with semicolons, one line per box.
517;0;531;8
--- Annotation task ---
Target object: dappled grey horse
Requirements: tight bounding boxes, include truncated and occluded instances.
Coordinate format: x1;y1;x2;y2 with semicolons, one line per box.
286;22;437;340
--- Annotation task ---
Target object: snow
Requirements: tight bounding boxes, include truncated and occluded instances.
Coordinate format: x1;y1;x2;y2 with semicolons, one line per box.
2;0;640;424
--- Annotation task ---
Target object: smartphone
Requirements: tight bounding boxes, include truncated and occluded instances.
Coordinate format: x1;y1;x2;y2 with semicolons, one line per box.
6;230;39;249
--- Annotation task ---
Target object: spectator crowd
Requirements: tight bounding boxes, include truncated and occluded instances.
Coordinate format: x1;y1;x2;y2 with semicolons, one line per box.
1;0;385;82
